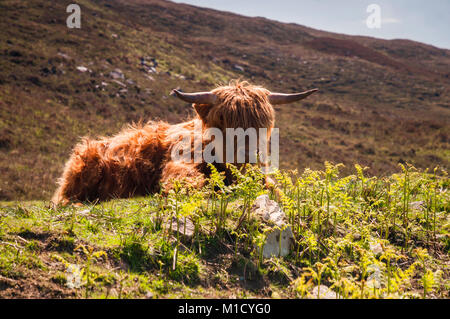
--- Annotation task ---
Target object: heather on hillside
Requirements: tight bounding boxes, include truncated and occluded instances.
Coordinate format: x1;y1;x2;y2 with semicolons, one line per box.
0;0;449;200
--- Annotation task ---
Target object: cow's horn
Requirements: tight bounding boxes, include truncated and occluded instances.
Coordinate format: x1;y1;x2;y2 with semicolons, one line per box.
171;89;217;105
268;88;319;105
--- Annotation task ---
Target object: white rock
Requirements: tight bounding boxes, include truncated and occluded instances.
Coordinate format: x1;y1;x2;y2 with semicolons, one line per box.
112;80;126;87
262;227;293;258
367;264;382;289
166;217;195;238
252;195;283;224
76;66;89;72
109;68;124;79
369;241;383;256
233;64;245;72
66;264;82;289
58;52;71;60
251;195;294;258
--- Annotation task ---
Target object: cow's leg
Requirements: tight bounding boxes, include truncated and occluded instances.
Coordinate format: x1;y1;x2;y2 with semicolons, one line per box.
160;161;205;193
52;139;104;206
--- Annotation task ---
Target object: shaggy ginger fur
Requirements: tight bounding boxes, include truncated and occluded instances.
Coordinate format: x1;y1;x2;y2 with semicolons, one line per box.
52;81;275;205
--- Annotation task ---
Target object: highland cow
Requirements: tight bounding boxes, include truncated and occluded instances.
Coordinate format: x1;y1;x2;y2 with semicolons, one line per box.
52;80;317;205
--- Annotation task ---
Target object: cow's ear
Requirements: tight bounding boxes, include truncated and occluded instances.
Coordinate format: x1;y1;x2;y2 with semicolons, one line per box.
193;103;212;122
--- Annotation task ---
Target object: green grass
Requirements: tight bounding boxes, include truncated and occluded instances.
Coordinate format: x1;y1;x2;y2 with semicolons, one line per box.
0;163;448;299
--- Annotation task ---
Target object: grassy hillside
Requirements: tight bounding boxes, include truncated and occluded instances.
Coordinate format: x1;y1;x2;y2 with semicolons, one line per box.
0;164;448;298
0;0;449;200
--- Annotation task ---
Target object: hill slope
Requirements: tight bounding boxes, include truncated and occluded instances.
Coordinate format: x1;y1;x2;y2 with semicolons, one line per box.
0;0;449;200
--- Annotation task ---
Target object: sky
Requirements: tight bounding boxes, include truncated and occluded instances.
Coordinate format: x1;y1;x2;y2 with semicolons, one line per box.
172;0;450;49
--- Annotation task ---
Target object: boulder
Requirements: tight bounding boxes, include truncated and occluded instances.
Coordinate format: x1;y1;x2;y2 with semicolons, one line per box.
251;195;294;258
